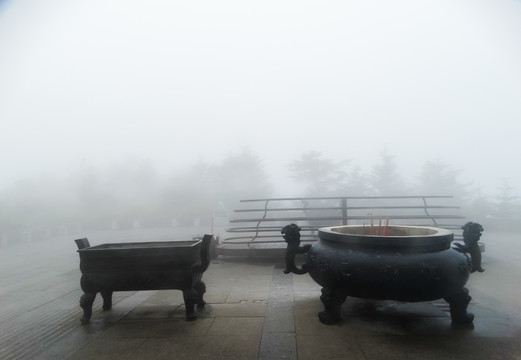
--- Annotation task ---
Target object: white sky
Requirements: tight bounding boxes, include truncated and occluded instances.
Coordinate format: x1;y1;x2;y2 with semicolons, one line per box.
1;0;521;196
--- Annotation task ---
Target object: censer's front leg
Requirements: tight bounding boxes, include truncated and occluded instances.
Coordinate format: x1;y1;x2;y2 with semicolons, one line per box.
79;292;96;325
319;287;348;324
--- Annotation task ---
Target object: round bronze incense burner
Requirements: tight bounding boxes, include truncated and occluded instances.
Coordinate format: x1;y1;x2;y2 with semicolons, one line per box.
282;224;474;324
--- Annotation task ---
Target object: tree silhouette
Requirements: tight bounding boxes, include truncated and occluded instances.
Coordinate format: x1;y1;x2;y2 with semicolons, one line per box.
369;149;405;195
74;167;116;221
162;159;216;224
494;179;519;219
341;165;370;196
416;159;469;199
214;149;273;207
465;187;494;223
287;151;350;196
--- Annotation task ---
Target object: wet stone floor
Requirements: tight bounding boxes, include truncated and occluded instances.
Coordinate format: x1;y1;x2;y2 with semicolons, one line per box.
0;230;520;359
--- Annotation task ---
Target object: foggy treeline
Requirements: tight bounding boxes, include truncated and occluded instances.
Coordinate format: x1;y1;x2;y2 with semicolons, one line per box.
1;149;519;244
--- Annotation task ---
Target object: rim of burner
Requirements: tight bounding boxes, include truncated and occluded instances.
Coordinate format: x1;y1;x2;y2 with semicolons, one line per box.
318;225;454;250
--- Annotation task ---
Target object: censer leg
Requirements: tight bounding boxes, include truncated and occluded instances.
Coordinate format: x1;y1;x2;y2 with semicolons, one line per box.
183;289;197;321
101;291;113;311
444;287;474;324
79;292;96;325
319;287;348;324
194;280;207;308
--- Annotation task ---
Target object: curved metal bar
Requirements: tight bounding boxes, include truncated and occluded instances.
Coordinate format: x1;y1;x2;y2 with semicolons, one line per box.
249;199;271;246
422;197;437;225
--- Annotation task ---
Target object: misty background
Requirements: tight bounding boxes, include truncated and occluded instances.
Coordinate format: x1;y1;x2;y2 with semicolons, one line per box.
1;0;521;243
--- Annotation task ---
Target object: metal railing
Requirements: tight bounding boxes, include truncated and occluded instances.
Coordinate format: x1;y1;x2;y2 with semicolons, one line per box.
223;196;466;247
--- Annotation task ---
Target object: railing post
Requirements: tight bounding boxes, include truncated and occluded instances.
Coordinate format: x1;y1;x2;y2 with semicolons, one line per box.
341;198;348;225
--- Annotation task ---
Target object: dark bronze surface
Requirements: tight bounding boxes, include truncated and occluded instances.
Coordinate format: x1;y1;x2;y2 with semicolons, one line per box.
454;222;485;273
283;224;481;325
75;235;213;324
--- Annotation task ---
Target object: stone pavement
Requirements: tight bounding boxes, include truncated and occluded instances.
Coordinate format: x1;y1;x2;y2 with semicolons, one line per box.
1;230;521;359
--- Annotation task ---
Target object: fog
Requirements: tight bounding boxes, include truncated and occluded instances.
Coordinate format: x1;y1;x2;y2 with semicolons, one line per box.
1;3;521;357
1;0;520;195
1;0;521;236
